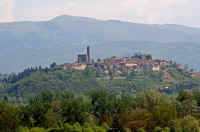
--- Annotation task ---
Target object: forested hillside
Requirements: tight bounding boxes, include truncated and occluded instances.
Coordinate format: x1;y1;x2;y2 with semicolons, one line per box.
0;57;200;104
0;57;200;131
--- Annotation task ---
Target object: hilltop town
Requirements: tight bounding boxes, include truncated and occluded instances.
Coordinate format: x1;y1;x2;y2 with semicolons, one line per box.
61;46;183;79
1;46;199;100
1;45;200;105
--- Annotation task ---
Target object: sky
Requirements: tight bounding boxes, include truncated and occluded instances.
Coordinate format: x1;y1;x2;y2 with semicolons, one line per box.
0;0;199;27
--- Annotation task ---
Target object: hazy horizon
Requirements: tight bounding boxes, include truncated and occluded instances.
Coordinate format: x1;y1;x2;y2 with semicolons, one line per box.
1;0;200;27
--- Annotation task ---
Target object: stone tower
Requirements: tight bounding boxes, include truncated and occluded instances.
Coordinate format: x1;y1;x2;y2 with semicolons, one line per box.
87;46;90;63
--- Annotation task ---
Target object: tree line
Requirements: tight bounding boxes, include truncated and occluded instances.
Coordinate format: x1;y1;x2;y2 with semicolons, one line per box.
1;89;200;132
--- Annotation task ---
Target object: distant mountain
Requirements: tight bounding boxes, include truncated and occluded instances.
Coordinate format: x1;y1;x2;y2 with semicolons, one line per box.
0;15;200;73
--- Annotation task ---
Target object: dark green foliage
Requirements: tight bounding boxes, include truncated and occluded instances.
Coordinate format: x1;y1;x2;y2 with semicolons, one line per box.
60;98;89;124
1;89;200;132
0;100;20;132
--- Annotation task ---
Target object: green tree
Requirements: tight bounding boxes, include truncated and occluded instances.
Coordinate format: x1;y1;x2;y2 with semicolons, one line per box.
0;100;20;132
177;90;193;102
150;104;177;129
181;116;199;132
88;89;115;125
170;120;182;132
60;98;89;124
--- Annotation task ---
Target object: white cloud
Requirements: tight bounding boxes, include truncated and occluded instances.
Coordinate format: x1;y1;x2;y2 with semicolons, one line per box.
0;0;14;22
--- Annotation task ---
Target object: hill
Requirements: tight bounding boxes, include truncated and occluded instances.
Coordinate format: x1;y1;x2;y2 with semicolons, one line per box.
1;55;200;103
1;15;200;72
1;57;200;131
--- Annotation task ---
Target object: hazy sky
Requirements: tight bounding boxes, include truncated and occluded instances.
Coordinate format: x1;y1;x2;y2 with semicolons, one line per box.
0;0;199;27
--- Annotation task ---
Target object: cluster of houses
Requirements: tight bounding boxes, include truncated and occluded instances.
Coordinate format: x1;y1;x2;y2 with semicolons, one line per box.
63;56;171;72
62;46;177;74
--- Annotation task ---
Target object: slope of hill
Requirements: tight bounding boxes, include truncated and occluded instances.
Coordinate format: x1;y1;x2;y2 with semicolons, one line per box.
1;15;200;72
1;56;200;103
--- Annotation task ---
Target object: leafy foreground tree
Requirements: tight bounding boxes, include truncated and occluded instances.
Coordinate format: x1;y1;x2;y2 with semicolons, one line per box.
1;89;200;132
0;100;20;132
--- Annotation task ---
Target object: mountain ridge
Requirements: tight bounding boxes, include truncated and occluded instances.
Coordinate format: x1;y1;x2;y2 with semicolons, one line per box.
1;15;200;73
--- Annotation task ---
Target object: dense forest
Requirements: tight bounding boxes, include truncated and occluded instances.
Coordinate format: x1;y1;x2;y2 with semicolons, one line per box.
1;89;200;132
